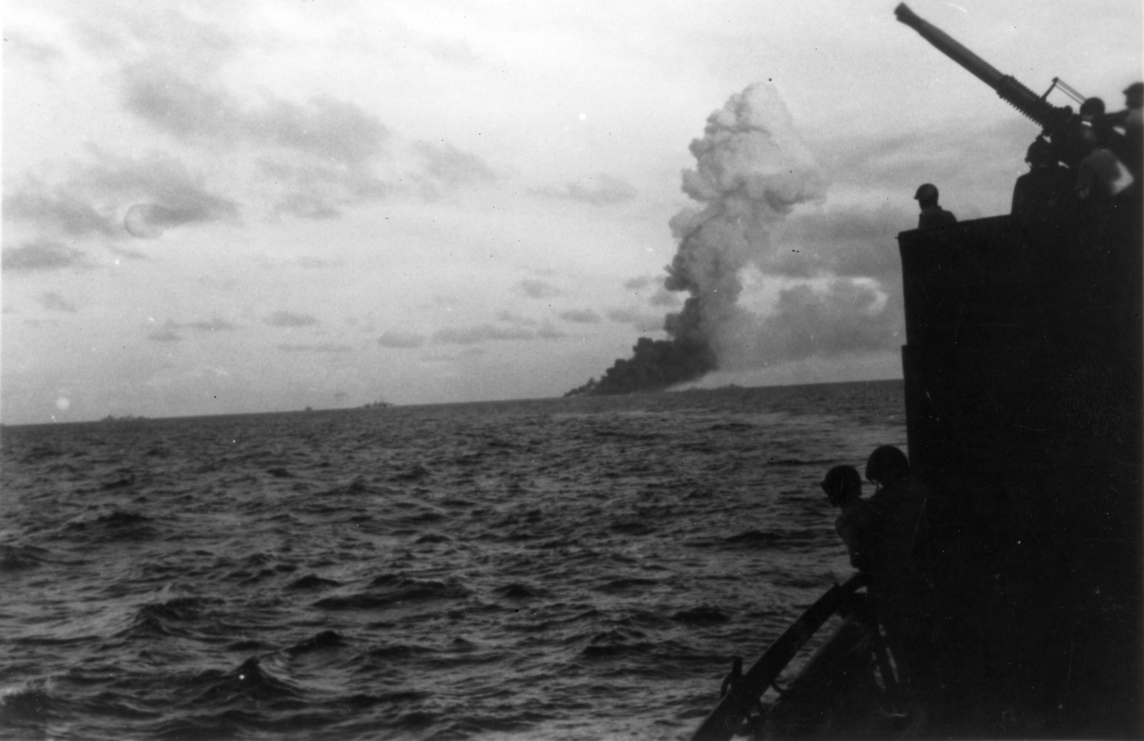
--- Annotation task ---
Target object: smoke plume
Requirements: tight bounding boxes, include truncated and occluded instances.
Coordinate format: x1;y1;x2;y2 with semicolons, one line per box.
569;83;827;396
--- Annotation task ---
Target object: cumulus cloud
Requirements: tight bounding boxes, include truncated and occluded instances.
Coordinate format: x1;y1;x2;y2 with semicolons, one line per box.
766;204;911;281
264;311;319;328
4;148;240;240
517;279;562;299
122;64;389;166
258;158;389;221
2;241;92;272
717;278;901;369
3;189;119;237
533;173;637;206
378;331;426;349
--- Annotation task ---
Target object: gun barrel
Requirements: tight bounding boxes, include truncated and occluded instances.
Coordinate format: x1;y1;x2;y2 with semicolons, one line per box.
894;3;1068;131
894;4;1006;90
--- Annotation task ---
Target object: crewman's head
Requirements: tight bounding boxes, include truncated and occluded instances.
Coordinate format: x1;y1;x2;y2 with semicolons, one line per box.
1026;139;1053;167
821;465;863;507
1125;82;1143;110
914;183;939;208
1080;97;1106;119
865;446;910;489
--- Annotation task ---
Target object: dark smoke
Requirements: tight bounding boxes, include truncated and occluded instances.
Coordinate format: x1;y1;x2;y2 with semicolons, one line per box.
567;83;825;396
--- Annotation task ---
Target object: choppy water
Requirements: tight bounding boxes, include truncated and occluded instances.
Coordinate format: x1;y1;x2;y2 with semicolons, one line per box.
1;380;905;741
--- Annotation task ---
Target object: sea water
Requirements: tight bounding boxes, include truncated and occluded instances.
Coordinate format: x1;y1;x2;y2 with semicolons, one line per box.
0;380;905;740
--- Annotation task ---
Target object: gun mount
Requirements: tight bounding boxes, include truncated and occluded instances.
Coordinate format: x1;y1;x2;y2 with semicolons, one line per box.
894;4;1081;154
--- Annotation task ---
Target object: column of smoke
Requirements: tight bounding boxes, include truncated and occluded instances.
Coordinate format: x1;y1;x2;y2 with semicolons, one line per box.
572;83;826;395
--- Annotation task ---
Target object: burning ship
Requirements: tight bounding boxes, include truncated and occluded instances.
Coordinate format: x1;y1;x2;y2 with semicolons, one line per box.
691;5;1142;739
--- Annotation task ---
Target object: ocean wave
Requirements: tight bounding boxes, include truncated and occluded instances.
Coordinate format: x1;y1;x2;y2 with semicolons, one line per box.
58;509;158;542
672;605;730;624
285;630;345;656
188;656;302;706
120;597;214;639
0;682;57;724
314;576;470;611
0;381;903;740
0;543;48;571
284;574;342;591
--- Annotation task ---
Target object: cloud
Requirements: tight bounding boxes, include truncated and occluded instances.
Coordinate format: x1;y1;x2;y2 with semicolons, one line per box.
84;150;241;234
148;328;182;342
377;331;426;349
606;308;666;333
816;116;1035;218
533;173;637;206
517;279;562;299
649;287;682;308
108;244;148;261
259;158;390;221
277;343;354;353
2;241;91;272
121;64;389;167
255;96;388;165
38;292;79;313
558;309;602;324
430;321;567;345
3;189;119;237
415;141;497;192
3;30;64;65
621;276;680;307
716;278;902;370
264;311;319;328
5;148;240;240
183;318;236;332
765;203;911;281
536;323;567;340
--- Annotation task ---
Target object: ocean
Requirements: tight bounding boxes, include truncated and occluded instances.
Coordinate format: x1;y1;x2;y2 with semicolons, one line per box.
0;380;905;741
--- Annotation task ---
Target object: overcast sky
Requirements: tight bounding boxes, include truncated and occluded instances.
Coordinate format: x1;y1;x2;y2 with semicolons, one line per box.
3;0;1141;424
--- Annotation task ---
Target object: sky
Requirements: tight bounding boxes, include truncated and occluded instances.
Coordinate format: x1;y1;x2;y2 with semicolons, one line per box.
3;0;1141;424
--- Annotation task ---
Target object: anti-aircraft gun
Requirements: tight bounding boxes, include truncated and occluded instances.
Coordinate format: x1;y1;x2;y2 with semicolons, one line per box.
894;3;1117;167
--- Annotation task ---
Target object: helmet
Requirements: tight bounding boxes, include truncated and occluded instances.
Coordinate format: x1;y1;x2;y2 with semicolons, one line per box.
914;183;939;203
865;445;910;487
821;465;862;506
1079;97;1105;117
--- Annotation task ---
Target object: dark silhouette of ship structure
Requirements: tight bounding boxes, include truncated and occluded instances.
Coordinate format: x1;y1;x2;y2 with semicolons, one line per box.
692;5;1141;739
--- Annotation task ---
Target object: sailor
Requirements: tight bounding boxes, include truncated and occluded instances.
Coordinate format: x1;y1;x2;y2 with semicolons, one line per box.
1079;97;1106;123
1074;124;1133;203
1122;82;1143;178
820;465;879;573
1106;82;1143;185
913;184;958;229
1011;138;1072;220
862;446;933;689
